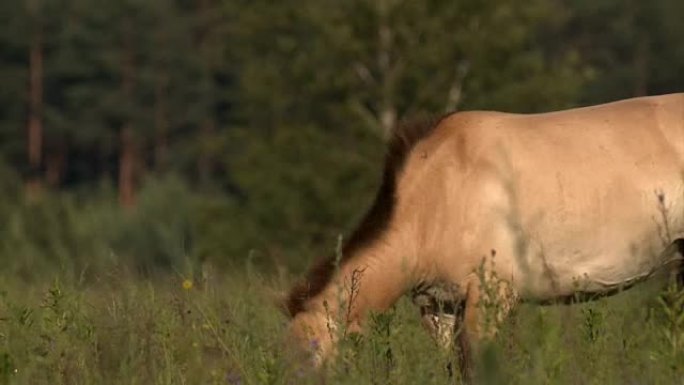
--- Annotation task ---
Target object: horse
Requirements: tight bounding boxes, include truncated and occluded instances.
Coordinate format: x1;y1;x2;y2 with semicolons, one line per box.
284;93;684;379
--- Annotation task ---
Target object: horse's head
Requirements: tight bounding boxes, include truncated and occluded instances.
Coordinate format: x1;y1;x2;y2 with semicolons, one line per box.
280;260;340;366
286;308;336;367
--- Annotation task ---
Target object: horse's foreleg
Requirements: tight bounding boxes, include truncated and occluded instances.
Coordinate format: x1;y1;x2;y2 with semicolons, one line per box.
459;280;518;382
459;285;481;382
420;309;457;349
462;283;516;339
413;286;461;349
673;239;684;287
415;297;468;381
670;239;684;316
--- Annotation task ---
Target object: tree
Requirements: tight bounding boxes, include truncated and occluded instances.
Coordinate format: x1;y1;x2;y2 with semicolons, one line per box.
235;0;586;137
565;0;684;104
26;0;44;196
201;0;589;265
0;1;29;175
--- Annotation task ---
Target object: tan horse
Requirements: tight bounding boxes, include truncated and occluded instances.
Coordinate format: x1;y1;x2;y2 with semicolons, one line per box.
284;93;684;377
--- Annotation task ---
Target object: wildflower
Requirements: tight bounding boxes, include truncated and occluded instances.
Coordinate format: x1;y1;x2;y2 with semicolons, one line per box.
182;279;193;290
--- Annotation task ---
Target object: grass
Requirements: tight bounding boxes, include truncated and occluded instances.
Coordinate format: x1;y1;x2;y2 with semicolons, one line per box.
0;265;682;385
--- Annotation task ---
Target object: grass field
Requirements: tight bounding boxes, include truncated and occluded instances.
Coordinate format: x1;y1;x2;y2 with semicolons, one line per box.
0;265;682;385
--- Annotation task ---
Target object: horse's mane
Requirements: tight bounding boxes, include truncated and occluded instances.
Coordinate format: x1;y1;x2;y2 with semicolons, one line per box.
285;114;452;317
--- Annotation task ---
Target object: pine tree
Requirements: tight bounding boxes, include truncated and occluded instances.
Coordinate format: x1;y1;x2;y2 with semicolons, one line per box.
566;0;684;103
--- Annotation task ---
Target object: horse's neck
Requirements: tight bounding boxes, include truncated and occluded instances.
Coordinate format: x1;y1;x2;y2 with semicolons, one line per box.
288;238;417;362
315;244;414;317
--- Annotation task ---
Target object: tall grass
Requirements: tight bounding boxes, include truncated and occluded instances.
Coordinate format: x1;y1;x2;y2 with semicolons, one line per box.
0;265;682;385
0;175;197;280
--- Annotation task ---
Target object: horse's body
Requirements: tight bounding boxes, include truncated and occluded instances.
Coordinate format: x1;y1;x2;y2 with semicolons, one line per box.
285;93;684;374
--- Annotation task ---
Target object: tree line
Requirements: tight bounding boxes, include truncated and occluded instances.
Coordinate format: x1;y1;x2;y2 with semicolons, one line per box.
0;0;682;275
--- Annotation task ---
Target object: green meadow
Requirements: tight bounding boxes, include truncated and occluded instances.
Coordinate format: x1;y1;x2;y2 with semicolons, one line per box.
2;0;684;383
1;260;683;384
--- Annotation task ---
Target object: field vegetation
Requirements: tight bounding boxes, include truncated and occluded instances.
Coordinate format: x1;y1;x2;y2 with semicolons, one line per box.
1;0;684;383
0;259;683;384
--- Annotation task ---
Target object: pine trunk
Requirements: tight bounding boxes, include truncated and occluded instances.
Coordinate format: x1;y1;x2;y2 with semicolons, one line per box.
45;142;67;187
154;72;168;172
196;0;215;186
377;0;396;139
197;119;215;185
119;18;137;208
26;0;43;198
119;126;136;208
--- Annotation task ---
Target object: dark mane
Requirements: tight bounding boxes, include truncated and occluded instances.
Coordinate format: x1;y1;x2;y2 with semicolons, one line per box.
285;114;452;317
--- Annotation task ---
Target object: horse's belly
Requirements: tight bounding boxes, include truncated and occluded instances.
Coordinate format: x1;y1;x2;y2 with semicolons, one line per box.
512;228;681;300
504;173;684;299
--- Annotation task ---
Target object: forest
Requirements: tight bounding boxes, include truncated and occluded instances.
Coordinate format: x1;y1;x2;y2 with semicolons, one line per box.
1;0;683;278
1;1;684;384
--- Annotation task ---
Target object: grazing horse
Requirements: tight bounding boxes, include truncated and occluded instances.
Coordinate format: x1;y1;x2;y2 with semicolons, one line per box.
284;93;684;377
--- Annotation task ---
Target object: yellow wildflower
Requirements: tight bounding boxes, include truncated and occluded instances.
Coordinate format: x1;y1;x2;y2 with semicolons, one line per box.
182;279;193;290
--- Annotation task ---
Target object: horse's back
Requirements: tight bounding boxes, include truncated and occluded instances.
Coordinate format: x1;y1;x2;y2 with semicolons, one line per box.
402;94;684;299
